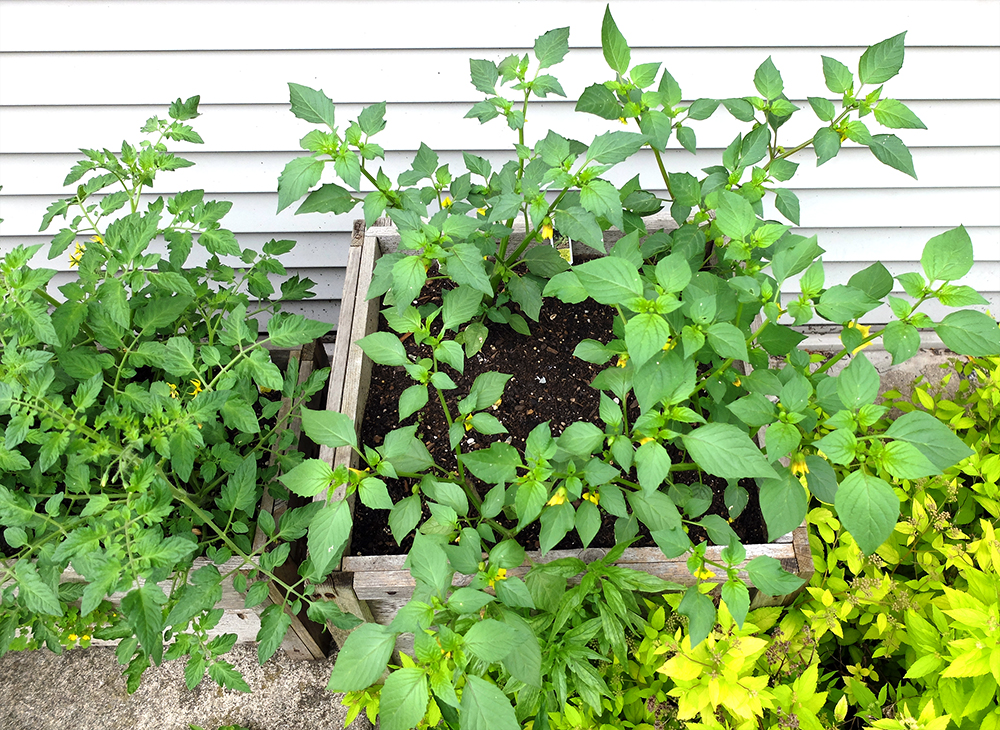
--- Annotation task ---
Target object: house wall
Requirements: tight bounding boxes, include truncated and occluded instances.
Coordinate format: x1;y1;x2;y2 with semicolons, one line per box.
1;0;997;328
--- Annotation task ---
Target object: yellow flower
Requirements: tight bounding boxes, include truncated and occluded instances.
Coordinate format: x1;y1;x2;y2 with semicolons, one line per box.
258;385;274;394
790;453;809;478
491;398;502;410
441;196;453;208
546;489;567;507
847;321;872;355
616;354;629;368
488;567;508;588
637;437;654;446
618;117;628;125
463;414;474;431
816;449;828;461
693;566;716;580
67;633;78;641
90;234;104;245
81;635;90;641
189;379;203;395
167;382;179;399
477;207;487;216
68;242;86;267
541;223;554;241
733;377;741;387
582;491;600;505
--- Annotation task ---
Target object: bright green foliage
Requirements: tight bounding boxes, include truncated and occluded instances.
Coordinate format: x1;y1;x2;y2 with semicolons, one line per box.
275;5;998;727
0;100;361;693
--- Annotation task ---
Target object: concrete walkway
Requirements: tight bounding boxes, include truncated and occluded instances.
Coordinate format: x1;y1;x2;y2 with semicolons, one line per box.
0;644;372;730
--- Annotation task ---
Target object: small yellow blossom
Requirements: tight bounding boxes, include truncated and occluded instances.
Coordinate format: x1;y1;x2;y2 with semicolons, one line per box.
477;207;487;216
69;242;86;267
618;117;628;125
582;491;600;505
546;489;568;507
67;633;78;641
189;379;203;395
847;321;872;355
733;377;741;387
167;382;179;399
693;566;716;580
790;453;809;478
258;385;274;394
541;223;554;241
816;449;828;461
488;567;508;588
616;354;629;368
441;196;453;209
81;635;90;641
463;414;474;431
90;234;104;245
661;338;676;352
491;398;502;410
637;437;654;446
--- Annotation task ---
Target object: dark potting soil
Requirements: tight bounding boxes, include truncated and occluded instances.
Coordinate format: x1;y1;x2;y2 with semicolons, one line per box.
352;283;766;556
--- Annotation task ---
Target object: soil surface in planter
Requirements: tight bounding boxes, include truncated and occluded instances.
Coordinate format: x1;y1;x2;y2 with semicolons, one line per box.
353;283;766;555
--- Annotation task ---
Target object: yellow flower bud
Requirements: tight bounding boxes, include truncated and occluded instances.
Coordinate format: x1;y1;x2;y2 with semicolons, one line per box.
541;223;554;241
546;489;567;507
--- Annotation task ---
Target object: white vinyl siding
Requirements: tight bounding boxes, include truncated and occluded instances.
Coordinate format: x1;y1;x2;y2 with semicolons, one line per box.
1;0;998;327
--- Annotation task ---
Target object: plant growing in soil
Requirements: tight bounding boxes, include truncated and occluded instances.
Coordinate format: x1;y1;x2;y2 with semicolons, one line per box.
0;99;361;692
277;6;1000;727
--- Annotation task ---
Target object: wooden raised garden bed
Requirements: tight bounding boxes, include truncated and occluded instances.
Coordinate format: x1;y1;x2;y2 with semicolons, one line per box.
326;219;814;630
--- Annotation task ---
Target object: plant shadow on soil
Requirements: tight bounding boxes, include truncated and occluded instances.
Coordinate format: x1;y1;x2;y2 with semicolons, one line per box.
353;281;766;556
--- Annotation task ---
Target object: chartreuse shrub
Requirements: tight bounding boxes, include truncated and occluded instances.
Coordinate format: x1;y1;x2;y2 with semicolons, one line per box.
271;5;1000;729
0;98;362;692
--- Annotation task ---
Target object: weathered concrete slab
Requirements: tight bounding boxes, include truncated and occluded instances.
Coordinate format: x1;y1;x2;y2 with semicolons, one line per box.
0;644;373;730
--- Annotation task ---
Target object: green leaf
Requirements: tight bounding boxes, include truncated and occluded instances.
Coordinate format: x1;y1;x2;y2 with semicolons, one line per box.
464;619;516;662
448;588;495;614
821;56;854;94
753;56;783;99
555;206;604;251
601;6;630;74
296;182;355;216
682;424;776;480
868;134;916;179
257;607;293;665
880;440;942;480
722;580;750;628
625;313;672;369
288;83;336;127
380;668;429;730
883;320;920;366
207;661;250;693
462;442;521;484
813;127;841;166
389;495;422;544
634;441;671;494
816;285;880;323
774;189;800;225
14;561;62;616
358;101;387;136
277;156;324;212
580;179;624;230
706;322;749;361
884;410;974;472
758;469;807;541
447;244;494;296
715;190;755;242
678;587;716;647
933;310;1000;357
921;225;973;282
399;384;428;421
765;422;801;462
301;407;358;449
469;59;498;94
873;99;926;129
534;26;570;69
835;471;900;555
575;83;622;120
746;555;806;597
279;458;335;498
587;131;646;165
120;582;167;664
357;331;408;366
327;622;397;691
837;353;880;409
308;500;352;580
97;277;130;330
808;97;836;122
573;257;642;305
859;32;906;85
848;262;894;299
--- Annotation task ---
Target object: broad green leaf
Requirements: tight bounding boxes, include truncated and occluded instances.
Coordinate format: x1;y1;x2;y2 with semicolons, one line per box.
625;313;672;368
848;262;894;299
746;555;806;597
327;622;398;691
933;310;1000;357
557;421;605;457
469;59;498;94
814;428;858;465
267;313;330;347
816;285;880;323
580;178;624;229
706;322;748;361
678;587;716;647
753;56;783;99
464;619;517;662
837;353;880;409
461;675;520;730
296;183;356;215
462;442;521;484
301;407;358;449
308;500;352;579
399;384;428;421
765;422;801;462
575;83;622;120
883;320;920;366
288;83;336;127
774;189;800;225
715;190;756;242
639;109;672;151
880;440;942;480
822;56;853;93
722;580;750;628
601;6;630;74
813;127;841;166
573;257;642;304
447;243;494;295
884;410;974;472
587;131;646;165
389;495;421;544
859;32;906;85
808;96;836;121
758;468;808;541
921;225;973;282
873;99;926;129
257;607;293;664
804;455;839;504
277;156;324;212
357;331;408;366
534;26;570;69
380;668;429;730
448;588;495;614
634;440;671;494
14;561;62;616
442;285;484;330
835;471;900;555
682;424;776;480
868;134;916;179
279;458;335;498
